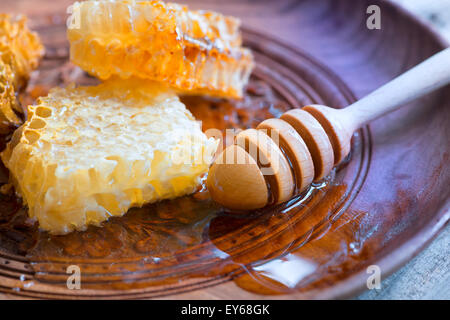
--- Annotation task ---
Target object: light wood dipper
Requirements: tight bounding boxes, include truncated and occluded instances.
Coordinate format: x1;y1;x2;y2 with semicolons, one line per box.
207;48;450;210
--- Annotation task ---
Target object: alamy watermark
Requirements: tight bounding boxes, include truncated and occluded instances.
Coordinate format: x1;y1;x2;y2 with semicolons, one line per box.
367;5;381;30
366;264;381;290
65;263;381;291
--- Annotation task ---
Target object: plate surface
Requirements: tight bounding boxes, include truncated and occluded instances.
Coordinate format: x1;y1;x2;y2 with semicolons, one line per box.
0;0;448;299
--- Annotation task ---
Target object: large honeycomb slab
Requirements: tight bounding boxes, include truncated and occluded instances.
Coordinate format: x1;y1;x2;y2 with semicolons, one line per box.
1;79;218;234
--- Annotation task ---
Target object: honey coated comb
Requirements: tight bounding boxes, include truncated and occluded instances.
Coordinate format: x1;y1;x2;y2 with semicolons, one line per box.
0;14;44;131
67;0;254;99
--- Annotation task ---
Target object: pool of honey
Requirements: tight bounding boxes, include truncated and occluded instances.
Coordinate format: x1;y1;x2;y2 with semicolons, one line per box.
0;24;368;297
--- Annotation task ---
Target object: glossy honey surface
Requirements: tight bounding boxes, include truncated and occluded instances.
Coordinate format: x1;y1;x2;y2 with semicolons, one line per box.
0;0;448;299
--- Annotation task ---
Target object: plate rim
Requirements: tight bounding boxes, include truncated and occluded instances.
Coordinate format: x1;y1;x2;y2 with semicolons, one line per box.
239;14;450;298
299;0;450;300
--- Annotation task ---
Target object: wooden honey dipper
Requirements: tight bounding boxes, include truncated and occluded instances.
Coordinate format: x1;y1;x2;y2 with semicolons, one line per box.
207;48;450;210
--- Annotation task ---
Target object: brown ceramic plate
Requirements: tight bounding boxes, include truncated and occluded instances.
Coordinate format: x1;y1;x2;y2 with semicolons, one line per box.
0;0;448;299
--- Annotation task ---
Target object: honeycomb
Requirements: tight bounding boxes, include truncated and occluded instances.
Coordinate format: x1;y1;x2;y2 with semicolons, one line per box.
0;59;20;129
1;79;218;234
67;0;254;99
0;14;44;131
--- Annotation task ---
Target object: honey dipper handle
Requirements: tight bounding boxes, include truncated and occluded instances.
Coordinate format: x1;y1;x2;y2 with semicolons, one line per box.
342;48;450;127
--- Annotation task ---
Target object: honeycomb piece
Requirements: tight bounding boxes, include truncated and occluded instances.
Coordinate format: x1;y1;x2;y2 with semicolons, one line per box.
0;15;44;89
0;14;44;131
67;0;254;99
1;79;218;234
